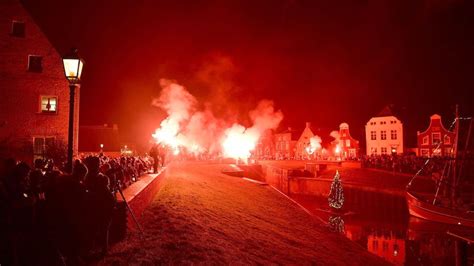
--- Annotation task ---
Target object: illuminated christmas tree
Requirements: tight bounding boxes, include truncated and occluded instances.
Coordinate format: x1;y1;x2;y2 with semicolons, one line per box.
328;170;344;209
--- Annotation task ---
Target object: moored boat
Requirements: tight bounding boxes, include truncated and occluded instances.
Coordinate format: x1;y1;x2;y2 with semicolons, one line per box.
406;191;474;228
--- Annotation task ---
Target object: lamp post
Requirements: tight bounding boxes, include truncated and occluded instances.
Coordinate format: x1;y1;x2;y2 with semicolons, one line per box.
62;48;84;173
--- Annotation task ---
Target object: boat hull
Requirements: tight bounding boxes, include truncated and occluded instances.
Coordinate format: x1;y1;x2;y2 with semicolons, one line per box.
406;191;474;228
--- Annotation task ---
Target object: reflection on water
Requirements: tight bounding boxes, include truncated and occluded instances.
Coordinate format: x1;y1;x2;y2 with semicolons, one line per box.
291;189;474;265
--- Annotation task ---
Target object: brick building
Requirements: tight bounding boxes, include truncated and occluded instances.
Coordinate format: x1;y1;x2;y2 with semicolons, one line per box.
254;129;275;160
275;127;299;160
295;122;318;159
331;123;359;159
0;0;79;164
417;114;455;157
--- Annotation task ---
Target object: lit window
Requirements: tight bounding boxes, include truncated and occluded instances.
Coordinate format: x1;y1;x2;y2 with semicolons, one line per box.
422;136;429;145
346;140;350;147
33;136;55;160
381;147;387;155
432;132;441;145
11;20;25;37
444;135;450;144
371;131;376;140
28;55;43;72
40;96;58;113
391;130;397;140
381;131;387;140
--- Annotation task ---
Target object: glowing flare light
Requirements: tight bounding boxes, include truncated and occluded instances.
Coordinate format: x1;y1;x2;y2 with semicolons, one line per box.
222;124;259;162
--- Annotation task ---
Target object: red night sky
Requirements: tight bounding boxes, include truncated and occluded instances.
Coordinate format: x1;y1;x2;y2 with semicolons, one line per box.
22;0;474;148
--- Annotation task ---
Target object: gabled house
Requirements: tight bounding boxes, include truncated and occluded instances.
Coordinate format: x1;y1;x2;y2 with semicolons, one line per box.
417;114;455;157
0;0;80;164
295;122;318;159
331;123;359;159
275;127;300;160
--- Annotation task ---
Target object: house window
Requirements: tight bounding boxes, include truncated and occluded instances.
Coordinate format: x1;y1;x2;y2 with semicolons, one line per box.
432;132;441;145
381;147;387;155
444;135;450;144
346;140;350;147
381;131;387;140
421;149;429;157
33;136;55;160
432;148;441;156
11;20;25;37
391;130;397;140
40;96;58;113
422;136;429;145
370;131;376;140
28;55;43;72
371;147;377;155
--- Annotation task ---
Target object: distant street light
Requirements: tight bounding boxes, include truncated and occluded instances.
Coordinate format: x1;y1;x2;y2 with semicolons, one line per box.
62;48;84;173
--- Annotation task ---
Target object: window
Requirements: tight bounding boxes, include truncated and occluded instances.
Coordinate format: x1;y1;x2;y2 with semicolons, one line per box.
445;148;452;155
422;136;429;145
33;136;55;160
371;147;377;155
381;147;387;155
28;55;43;72
391;130;397;140
444;135;450;144
371;131;376;140
380;121;386;125
346;140;350;147
11;20;25;37
432;132;441;145
421;149;429;157
40;96;58;113
381;130;387;140
432;148;441;156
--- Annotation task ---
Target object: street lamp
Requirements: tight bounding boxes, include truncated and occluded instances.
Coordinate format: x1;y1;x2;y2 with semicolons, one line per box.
62;48;84;173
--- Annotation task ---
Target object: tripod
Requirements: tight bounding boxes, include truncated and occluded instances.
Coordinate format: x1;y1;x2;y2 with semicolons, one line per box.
114;180;144;235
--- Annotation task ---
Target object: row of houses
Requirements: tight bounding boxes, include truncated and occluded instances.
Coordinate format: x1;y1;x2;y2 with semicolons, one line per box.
254;106;456;160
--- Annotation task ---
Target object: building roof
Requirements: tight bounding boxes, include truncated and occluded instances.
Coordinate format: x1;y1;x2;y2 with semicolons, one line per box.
276;127;302;141
377;104;396;117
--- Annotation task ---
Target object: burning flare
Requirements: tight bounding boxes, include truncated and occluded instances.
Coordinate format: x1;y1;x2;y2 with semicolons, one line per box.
221;100;283;162
151;79;283;161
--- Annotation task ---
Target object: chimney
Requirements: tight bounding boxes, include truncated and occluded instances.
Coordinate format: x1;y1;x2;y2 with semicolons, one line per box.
306;122;311;128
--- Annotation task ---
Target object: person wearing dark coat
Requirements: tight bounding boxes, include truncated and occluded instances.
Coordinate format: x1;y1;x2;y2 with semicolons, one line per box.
84;156;115;256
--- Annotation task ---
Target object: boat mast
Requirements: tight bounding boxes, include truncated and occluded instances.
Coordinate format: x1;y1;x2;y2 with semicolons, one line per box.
451;104;460;205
